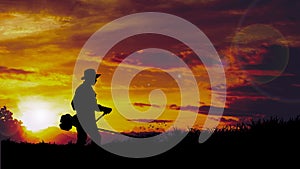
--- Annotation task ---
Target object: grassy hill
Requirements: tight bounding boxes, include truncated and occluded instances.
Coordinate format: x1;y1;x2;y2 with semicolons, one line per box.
2;116;300;168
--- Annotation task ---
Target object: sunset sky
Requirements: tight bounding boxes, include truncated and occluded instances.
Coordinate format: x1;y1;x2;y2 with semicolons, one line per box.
0;0;300;144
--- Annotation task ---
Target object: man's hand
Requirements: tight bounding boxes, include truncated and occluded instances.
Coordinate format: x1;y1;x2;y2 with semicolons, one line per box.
103;107;112;115
98;104;112;115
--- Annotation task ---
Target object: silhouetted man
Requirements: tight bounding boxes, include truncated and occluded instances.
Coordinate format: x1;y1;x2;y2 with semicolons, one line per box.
69;68;111;145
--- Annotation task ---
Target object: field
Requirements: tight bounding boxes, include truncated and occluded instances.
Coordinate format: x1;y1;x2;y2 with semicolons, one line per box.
2;116;300;168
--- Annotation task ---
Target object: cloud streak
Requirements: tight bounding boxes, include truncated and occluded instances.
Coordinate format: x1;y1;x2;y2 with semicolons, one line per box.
133;102;160;108
0;66;34;74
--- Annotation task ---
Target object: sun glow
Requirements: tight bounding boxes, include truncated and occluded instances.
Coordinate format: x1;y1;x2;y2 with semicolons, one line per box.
18;97;59;132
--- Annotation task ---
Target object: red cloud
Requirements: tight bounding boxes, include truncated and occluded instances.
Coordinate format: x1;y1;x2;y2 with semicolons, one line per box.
0;66;34;75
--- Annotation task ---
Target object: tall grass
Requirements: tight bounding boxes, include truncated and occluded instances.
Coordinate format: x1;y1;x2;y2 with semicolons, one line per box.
184;115;300;145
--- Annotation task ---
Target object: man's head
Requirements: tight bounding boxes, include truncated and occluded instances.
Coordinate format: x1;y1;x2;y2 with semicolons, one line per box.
81;68;101;85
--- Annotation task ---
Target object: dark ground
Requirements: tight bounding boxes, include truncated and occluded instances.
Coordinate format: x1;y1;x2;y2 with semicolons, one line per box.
2;116;300;168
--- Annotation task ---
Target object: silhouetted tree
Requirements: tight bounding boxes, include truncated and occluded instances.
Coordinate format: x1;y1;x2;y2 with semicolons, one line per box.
0;106;22;138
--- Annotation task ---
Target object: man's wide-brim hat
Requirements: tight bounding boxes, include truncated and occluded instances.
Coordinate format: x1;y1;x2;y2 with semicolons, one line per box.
81;68;101;80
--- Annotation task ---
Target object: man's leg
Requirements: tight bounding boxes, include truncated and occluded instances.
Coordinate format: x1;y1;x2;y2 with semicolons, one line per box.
76;126;87;145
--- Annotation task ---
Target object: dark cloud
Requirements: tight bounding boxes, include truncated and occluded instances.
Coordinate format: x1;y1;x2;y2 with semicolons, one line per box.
249;76;300;104
227;97;300;120
133;102;160;108
198;105;255;117
167;97;300;121
219;117;239;124
127;119;173;123
237;0;300;25
227;85;265;98
168;104;199;112
283;47;300;75
103;34;205;70
227;46;300;102
169;104;180;110
240;45;289;71
168;103;235;116
0;66;34;75
226;82;300;119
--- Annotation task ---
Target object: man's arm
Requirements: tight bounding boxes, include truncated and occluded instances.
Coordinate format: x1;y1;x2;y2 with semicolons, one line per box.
71;100;75;110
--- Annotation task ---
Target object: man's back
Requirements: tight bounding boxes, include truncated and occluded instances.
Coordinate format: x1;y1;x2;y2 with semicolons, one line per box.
73;82;99;112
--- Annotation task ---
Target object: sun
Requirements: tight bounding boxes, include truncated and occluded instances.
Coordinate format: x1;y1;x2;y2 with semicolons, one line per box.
18;98;58;132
